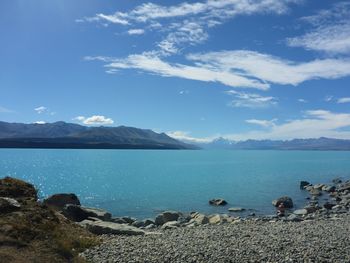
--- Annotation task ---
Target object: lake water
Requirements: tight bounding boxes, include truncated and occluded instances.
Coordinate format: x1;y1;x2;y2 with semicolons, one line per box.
1;149;350;219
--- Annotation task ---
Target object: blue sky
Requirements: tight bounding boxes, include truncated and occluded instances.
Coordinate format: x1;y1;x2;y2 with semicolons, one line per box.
1;0;350;142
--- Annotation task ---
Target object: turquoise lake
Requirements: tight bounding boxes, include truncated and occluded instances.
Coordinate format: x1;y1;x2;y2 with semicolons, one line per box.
1;149;350;219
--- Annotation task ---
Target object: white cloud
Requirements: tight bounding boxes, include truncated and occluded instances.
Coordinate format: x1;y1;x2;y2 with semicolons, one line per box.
34;106;47;114
34;121;46;125
87;52;269;89
87;50;350;90
337;97;350;104
73;115;114;125
287;2;350;54
226;90;277;108
188;50;350;86
127;29;145;35
223;110;350;140
298;98;307;103
166;130;213;143
168;110;350;142
245;118;277;127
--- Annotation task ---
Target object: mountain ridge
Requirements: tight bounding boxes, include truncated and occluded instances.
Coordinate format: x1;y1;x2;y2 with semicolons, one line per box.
193;136;350;150
0;121;196;150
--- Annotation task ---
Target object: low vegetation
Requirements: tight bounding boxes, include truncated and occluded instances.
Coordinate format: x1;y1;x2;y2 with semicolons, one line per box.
0;177;100;263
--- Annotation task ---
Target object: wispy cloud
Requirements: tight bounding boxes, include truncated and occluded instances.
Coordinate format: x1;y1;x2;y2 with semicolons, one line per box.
337;97;350;104
298;98;307;103
324;95;333;102
73;115;114;125
0;106;13;113
81;0;300;54
245;118;277;127
87;50;350;90
287;2;350;54
226;90;277;108
127;29;145;35
34;106;47;114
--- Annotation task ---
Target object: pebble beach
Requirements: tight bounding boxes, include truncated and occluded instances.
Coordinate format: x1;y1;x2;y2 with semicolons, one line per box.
83;214;350;263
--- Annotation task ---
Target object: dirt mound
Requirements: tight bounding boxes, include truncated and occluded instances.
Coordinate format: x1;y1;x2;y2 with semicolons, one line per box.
0;177;99;263
0;177;37;200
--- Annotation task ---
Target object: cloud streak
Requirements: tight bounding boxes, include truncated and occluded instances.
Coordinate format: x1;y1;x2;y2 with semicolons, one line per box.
87;50;350;90
226;90;277;108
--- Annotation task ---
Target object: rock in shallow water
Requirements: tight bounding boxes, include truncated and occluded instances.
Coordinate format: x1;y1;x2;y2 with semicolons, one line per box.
272;196;294;208
209;198;227;206
228;207;245;212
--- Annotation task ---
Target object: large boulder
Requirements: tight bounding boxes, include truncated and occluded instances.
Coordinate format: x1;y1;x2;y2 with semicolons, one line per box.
272;196;294;208
43;193;80;209
63;204;112;222
155;211;181;225
209;198;227;206
0;177;37;200
81;220;145;235
0;197;21;213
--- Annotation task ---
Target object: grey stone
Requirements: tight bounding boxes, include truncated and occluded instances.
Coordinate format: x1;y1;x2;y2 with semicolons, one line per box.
83;220;145;235
155;211;181;225
63;204;111;222
287;214;303;222
228;207;245;212
161;221;180;230
293;209;308;215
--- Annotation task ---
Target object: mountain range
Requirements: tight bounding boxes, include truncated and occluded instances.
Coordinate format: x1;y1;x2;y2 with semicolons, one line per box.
194;137;350;151
0;121;196;150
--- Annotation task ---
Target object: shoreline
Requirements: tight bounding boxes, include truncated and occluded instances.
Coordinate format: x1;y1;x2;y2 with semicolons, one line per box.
1;176;349;262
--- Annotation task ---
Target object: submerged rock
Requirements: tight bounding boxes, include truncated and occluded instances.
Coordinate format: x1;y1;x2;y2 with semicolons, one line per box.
43;193;80;209
228;207;245;212
209;198;227;206
272;196;294;208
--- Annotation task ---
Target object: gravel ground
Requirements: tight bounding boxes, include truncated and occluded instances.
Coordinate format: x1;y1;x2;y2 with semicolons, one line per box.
82;214;350;263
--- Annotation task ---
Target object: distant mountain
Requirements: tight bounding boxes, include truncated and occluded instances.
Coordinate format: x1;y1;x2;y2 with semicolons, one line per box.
0;121;197;150
195;137;350;150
